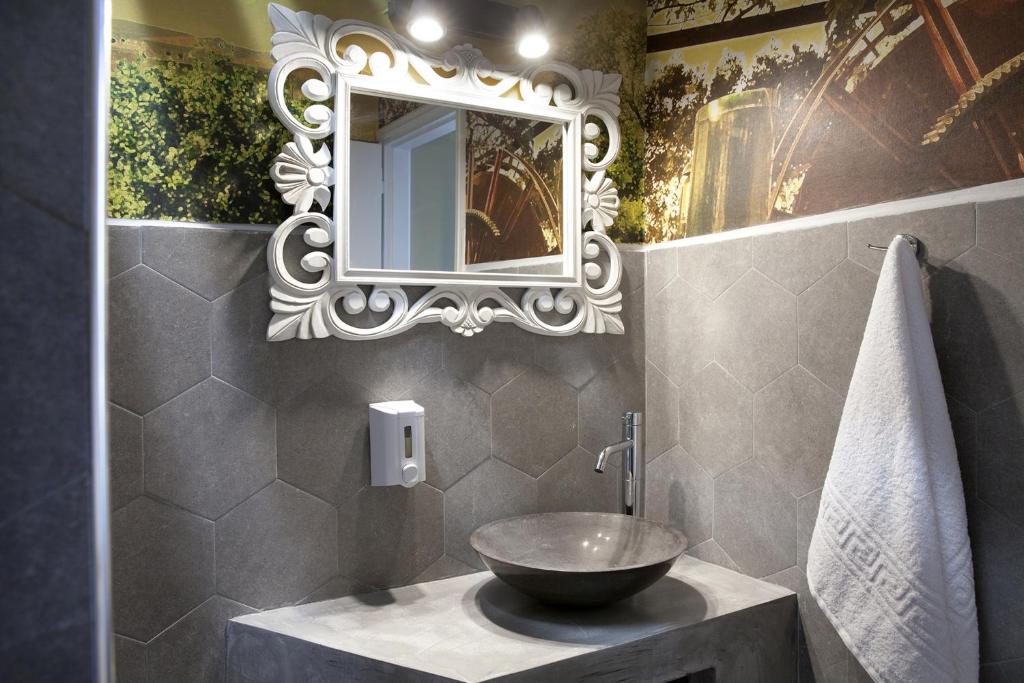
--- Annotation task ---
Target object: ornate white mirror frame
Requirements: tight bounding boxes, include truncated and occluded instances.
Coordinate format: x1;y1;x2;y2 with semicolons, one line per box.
265;3;625;340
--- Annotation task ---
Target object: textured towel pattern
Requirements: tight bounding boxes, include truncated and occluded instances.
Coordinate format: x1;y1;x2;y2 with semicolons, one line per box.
806;236;978;683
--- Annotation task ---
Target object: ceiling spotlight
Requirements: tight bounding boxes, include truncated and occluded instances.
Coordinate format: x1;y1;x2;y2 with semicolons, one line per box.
407;0;445;43
515;5;549;59
517;32;549;59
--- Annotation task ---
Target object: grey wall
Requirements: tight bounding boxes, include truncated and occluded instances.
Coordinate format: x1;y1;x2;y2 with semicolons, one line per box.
0;1;98;681
642;195;1024;683
106;226;644;682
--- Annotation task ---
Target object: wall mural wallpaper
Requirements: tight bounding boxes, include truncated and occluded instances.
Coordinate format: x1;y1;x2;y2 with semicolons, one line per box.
110;0;1023;244
107;0;647;242
644;0;1024;242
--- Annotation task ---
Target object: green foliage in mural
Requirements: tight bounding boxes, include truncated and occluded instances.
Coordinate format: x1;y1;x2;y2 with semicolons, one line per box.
560;6;647;243
108;5;650;243
108;52;292;224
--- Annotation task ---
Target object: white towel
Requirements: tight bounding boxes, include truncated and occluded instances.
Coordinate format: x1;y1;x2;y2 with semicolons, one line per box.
806;236;978;683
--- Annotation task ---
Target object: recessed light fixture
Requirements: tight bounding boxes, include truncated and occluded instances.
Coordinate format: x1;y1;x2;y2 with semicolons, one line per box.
407;0;445;42
409;15;444;42
517;32;549;59
515;5;549;59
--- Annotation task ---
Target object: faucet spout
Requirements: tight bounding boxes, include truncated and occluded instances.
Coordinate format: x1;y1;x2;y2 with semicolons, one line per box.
593;412;644;517
594;440;631;473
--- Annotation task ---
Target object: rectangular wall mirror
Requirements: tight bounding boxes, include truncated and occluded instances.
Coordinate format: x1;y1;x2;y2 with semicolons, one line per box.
348;94;568;277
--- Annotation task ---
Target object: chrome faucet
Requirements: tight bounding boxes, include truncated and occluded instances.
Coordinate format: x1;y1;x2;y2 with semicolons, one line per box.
594;411;644;517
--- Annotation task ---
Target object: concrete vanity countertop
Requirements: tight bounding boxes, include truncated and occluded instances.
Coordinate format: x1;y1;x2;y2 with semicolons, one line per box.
226;556;797;683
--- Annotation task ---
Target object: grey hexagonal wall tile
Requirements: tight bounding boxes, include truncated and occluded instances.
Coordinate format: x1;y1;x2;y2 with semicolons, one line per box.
537;447;617;514
616;247;646;296
108;266;211;414
848;203;975;273
798;259;877;395
412;555;477;584
400;371;490;490
337;483;444;588
109;226;141;279
115;636;146;683
711;269;797;392
646;247;678;295
931;248;1024;410
533;325;623;391
646;446;712;545
685;539;740;572
678;363;753;477
271;336;347;405
676;236;752;299
714;460;797;577
212;274;275;405
968;502;1024;663
765;566;849;683
333;326;445;399
147;596;255;683
645;362;679;461
533;283;645;390
216;481;337;609
444;459;538;567
645;276;713;389
981;660;1024;683
752;222;846;295
797;489;821;572
112;497;214;641
978;196;1024;267
946;395;978;498
109;403;142;510
492;367;577;477
145;378;275;520
142;226;268;301
978;395;1024;527
276;378;376;505
444;323;533;393
295;574;375;604
754;367;842;497
579;360;645;457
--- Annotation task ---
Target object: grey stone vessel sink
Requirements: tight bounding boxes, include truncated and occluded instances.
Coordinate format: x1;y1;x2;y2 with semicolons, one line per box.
470;512;687;607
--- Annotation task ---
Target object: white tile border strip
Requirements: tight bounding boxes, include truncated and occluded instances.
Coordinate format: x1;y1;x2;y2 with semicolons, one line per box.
642;177;1024;251
107;217;277;233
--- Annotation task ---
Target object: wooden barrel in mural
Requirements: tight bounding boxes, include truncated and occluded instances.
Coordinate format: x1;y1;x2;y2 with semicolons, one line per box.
683;88;775;237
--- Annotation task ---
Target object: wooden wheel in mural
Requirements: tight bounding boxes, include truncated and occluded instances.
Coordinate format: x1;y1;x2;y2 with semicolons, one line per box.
465;146;562;266
770;0;1024;219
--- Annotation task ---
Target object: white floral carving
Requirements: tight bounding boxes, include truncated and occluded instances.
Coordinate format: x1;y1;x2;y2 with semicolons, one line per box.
264;2;626;341
582;171;620;233
271;136;334;213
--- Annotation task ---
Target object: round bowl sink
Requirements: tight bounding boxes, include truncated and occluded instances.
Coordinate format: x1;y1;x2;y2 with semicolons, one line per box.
470;512;687;607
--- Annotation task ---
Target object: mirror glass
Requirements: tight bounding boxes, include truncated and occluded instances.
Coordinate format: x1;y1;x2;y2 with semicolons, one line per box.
347;93;566;276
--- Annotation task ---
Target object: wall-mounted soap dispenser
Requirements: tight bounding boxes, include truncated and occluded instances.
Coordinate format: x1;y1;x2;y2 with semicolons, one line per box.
369;401;425;487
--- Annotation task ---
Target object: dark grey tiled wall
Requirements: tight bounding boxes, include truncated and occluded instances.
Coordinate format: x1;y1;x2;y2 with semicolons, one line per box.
0;1;96;681
107;226;644;681
643;196;1024;683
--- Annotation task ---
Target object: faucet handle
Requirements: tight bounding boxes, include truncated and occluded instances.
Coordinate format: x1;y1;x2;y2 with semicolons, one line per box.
622;411;642;427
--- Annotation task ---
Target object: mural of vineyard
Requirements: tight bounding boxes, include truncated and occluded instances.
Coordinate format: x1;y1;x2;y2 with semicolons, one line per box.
108;0;647;242
645;0;1024;242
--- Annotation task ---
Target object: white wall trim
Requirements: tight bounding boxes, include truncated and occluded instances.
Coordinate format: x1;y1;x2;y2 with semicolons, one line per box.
642;177;1024;252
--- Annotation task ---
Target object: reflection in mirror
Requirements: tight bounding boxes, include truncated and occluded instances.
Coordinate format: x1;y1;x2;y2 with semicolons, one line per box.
348;93;565;276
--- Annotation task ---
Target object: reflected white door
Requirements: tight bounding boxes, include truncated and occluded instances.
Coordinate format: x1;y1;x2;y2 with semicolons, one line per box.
349;140;383;269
